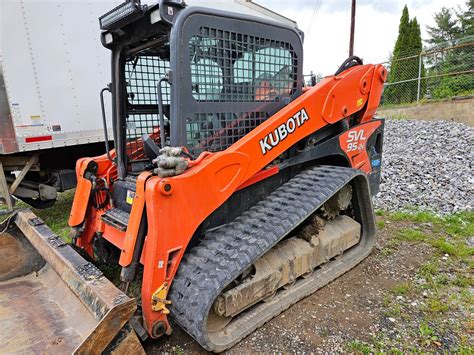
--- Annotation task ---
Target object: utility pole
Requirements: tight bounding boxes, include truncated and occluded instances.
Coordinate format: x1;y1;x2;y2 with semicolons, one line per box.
349;0;356;56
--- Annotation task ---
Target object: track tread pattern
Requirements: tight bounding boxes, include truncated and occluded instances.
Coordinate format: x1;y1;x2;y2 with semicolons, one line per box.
169;166;364;351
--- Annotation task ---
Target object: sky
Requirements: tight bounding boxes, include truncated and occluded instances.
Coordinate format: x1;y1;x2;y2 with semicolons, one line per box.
255;0;468;75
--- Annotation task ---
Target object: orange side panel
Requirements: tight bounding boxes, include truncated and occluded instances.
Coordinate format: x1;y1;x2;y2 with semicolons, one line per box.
68;158;93;227
142;151;250;332
102;223;126;250
339;120;382;173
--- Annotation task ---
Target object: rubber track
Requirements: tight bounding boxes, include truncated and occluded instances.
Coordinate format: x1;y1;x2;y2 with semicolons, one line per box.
169;166;375;352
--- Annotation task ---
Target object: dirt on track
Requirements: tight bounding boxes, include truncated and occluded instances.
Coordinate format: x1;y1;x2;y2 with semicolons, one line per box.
145;218;433;354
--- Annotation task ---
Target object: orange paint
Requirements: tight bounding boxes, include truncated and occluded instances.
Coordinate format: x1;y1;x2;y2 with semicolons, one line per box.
339;120;382;173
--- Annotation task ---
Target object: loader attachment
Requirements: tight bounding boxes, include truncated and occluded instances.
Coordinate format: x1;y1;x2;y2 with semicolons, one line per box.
0;209;143;354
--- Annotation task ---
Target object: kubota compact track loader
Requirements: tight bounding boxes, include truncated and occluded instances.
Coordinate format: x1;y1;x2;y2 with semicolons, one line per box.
0;0;387;352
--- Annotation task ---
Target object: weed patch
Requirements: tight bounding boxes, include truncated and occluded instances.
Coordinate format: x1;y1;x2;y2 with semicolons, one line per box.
391;282;412;295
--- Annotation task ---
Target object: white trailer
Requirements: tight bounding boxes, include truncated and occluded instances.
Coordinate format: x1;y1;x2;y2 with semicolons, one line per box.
0;0;295;210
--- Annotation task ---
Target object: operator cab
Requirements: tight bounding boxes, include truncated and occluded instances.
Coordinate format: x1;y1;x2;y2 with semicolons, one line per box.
100;0;304;180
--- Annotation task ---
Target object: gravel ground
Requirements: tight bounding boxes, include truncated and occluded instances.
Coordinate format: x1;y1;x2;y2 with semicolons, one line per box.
374;119;474;215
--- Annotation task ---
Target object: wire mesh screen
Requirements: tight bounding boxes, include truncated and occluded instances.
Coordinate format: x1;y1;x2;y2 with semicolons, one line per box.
189;27;297;102
186;26;298;154
125;54;170;160
126;55;170;105
187;112;268;154
125;114;161;161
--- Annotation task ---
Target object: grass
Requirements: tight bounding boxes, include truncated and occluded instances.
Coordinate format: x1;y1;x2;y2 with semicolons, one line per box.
396;228;428;242
346;337;406;354
32;190;75;242
388;210;474;259
1;191;75;242
452;275;471;288
426;297;449;313
346;340;372;354
391;282;412;295
418;260;439;278
347;209;474;352
384;303;402;318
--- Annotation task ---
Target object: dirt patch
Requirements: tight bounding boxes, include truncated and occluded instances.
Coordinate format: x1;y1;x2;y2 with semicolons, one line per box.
0;233;25;275
145;219;433;353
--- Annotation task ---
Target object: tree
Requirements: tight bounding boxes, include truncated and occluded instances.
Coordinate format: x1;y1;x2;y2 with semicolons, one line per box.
457;0;474;36
408;18;425;101
384;6;425;104
393;5;411;56
426;1;474;99
426;7;461;46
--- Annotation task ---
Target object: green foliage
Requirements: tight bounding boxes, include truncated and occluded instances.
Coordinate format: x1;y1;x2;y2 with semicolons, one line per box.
426;297;449;313
0;191;75;241
457;0;474;36
32;191;75;242
419;322;439;346
452;275;471;288
346;340;372;354
391;282;412;295
425;3;474;99
345;209;472;352
419;261;439;279
426;7;461;45
396;228;428;242
430;72;474;99
386;210;474;261
384;6;425;105
383;2;474;104
443;211;474;237
431;238;474;257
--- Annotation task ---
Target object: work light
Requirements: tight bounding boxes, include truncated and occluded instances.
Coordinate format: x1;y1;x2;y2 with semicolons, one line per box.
99;0;147;31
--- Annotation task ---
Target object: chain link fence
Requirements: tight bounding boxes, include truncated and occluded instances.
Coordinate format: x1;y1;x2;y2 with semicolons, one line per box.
380;36;474;106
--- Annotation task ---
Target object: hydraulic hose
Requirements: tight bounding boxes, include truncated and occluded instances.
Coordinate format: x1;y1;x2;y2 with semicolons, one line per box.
334;56;363;76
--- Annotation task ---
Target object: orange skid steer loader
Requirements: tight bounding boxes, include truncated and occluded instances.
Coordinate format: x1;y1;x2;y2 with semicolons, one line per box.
0;0;387;352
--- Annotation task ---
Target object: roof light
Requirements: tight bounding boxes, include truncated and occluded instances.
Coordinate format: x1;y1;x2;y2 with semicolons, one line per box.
99;0;147;31
104;33;114;44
